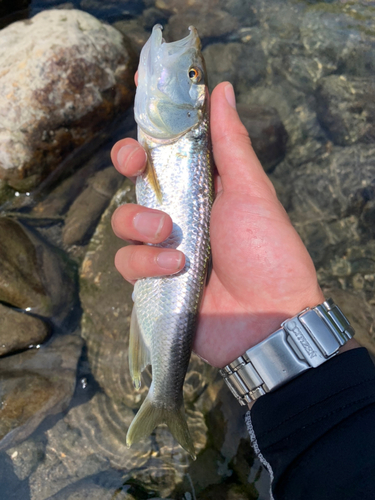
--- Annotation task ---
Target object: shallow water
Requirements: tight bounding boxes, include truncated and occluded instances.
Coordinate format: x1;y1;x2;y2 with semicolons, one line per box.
0;0;375;499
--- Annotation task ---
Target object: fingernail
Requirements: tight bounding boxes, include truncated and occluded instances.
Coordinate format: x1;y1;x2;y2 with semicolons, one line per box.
156;251;183;271
224;83;236;109
133;212;165;239
117;145;146;172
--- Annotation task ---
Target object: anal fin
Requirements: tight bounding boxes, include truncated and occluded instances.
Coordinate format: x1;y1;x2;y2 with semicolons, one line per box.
129;304;150;390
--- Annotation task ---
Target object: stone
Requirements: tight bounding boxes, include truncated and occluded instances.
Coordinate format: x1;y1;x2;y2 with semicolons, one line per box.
0;217;77;325
0;9;136;192
219;0;257;27
79;0;143;23
140;7;169;31
113;19;150;55
322;288;375;356
203;41;267;93
155;0;221;15
28;391;207;500
6;438;45;481
301;4;375;78
166;10;238;42
62;166;123;246
0;303;50;356
239;83;326;154
79;180;147;407
237;104;288;172
47;482;136;500
290;145;375;223
315;75;375;146
0;335;83;451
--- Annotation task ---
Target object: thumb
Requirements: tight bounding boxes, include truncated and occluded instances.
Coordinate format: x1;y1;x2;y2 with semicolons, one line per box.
210;82;276;197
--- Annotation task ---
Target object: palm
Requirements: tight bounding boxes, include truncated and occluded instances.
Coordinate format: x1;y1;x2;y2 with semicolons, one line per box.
194;144;322;367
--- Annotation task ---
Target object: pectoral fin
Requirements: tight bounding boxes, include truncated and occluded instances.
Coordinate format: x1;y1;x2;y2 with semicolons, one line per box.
129;304;150;390
144;146;162;204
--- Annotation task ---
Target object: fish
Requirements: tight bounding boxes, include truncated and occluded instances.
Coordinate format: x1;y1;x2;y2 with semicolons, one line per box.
126;24;214;459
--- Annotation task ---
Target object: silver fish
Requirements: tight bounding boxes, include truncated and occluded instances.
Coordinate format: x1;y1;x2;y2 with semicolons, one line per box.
126;25;213;459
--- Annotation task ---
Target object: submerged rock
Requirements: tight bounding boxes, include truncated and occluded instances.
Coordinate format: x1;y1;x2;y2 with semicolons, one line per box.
62;166;123;246
237;104;288;172
301;3;375;78
0;9;136;193
0;217;77;325
0;304;50;356
166;9;238;41
316;75;375;146
0;335;83;451
6;438;45;481
203;41;267;93
322;288;375;357
27;391;207;500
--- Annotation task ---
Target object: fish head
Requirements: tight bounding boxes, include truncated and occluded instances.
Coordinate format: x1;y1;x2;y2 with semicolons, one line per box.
135;24;207;140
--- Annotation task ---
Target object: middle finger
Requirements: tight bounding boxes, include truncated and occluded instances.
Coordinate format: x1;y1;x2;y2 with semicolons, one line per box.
112;204;173;244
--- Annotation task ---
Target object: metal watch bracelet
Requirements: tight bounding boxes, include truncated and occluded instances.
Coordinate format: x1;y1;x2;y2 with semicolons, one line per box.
220;298;355;407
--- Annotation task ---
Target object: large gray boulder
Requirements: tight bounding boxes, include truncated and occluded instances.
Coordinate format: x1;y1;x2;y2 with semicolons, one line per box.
0;9;136;193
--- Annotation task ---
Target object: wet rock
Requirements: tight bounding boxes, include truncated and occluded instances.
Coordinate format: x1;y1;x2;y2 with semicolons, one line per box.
316;75;375;146
239;83;326;159
0;304;50;356
28;391;207;500
219;0;257;26
290;145;375;223
0;335;83;451
79;180;146;407
294;216;360;269
237;104;288;172
0;9;136;193
166;10;238;42
322;288;375;356
113;18;150;54
0;0;30;18
318;240;375;303
301;4;375;78
140;7;169;31
155;0;221;15
6;438;45;481
62;166;123;246
48;482;136;500
203;41;267;93
79;0;143;23
0;217;77;325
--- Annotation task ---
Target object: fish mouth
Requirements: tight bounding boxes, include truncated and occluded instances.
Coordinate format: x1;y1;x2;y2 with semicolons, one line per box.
150;24;201;53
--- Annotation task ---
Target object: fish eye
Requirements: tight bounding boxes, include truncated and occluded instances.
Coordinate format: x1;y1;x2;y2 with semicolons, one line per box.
188;67;202;83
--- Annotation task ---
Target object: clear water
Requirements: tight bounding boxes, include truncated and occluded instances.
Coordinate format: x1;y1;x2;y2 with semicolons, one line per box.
0;1;374;499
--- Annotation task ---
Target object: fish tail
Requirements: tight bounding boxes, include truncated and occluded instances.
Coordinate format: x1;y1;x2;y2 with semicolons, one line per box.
126;387;196;460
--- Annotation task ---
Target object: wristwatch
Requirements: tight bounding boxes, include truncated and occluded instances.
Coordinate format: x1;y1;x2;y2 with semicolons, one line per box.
220;298;355;407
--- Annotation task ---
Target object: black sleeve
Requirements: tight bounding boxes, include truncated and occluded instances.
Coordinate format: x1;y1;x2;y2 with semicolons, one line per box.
247;347;375;500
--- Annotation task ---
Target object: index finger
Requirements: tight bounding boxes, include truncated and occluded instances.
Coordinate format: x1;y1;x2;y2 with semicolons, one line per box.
111;138;147;179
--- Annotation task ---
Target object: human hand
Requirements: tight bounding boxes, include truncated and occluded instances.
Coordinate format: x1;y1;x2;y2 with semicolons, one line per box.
111;81;324;367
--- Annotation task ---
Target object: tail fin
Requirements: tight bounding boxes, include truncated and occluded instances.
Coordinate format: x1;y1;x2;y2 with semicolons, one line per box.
126;390;196;460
